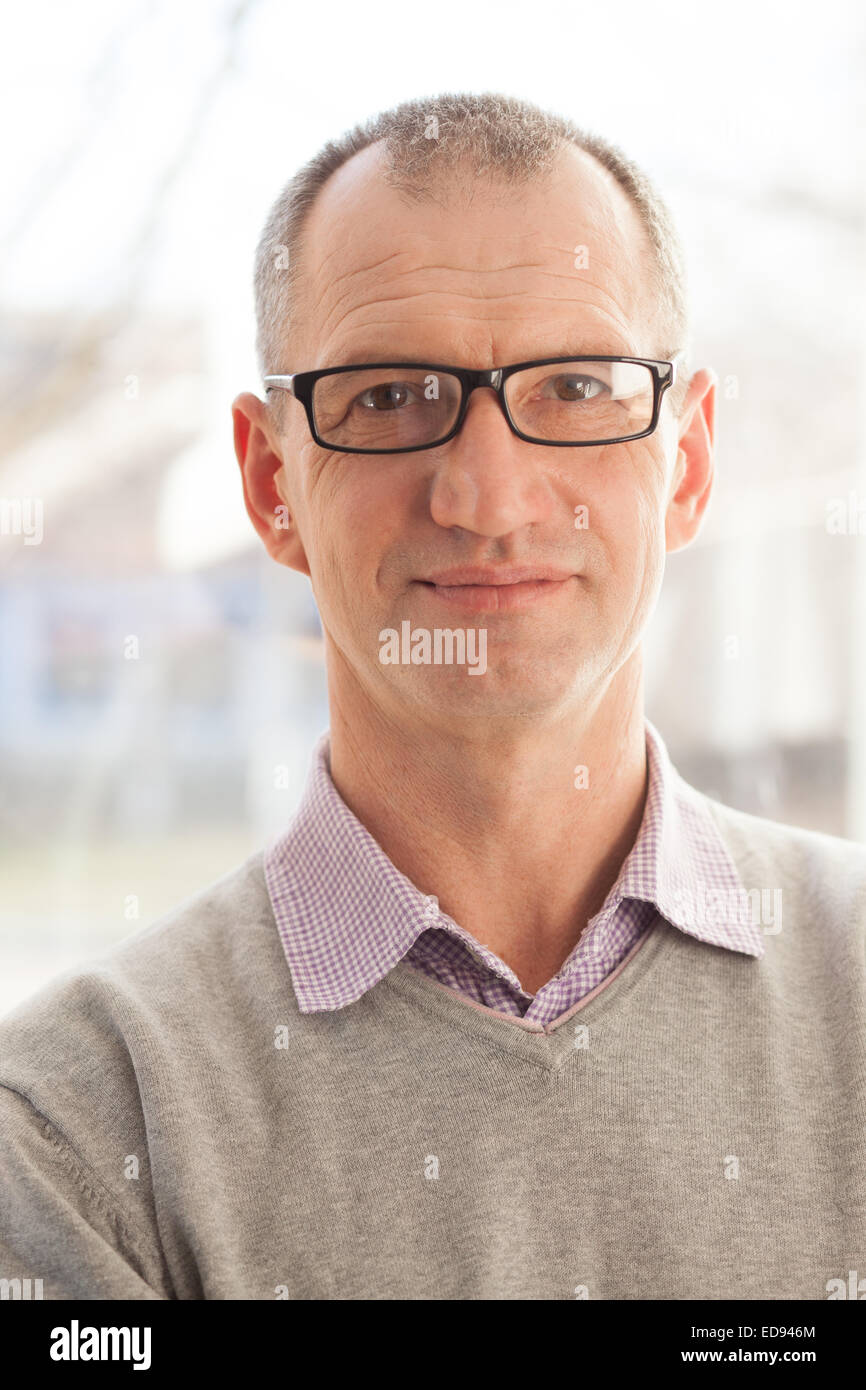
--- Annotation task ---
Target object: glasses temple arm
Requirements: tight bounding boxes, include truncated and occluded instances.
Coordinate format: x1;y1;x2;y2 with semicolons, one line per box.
263;375;297;396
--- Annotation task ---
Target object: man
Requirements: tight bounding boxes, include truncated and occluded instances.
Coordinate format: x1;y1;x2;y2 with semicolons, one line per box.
1;93;864;1301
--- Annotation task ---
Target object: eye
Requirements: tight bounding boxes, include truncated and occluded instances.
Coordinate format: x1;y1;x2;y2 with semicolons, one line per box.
356;380;420;411
545;373;607;402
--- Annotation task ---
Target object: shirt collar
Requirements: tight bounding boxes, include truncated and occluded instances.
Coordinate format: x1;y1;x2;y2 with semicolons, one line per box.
264;720;764;1014
619;720;765;958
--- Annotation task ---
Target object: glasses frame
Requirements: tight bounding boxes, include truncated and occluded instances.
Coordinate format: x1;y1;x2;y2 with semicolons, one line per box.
263;352;684;455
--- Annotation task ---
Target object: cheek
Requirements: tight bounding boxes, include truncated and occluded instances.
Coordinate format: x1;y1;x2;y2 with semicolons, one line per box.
306;443;409;523
583;454;667;597
305;460;410;608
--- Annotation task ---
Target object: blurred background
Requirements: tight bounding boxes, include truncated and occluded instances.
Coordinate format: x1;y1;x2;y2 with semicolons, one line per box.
1;0;865;1013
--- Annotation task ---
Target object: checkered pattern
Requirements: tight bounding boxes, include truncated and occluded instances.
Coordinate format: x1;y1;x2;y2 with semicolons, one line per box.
264;720;764;1027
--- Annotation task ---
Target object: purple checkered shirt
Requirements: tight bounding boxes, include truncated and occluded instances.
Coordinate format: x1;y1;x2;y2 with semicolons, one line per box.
264;719;764;1028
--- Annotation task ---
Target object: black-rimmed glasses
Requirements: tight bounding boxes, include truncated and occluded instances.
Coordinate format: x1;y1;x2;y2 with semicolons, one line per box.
263;353;683;455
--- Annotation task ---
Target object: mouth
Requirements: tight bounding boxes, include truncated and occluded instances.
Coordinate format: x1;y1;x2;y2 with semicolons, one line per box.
414;578;575;617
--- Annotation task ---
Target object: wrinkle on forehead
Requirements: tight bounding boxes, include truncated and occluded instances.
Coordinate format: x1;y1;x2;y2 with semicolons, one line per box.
322;263;632;323
294;143;657;365
321;289;642;361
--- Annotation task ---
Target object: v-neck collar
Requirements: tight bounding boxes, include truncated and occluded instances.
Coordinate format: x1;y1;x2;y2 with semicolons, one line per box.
264;720;763;1016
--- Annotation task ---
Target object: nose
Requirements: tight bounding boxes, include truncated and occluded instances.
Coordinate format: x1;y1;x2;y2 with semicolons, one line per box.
427;387;555;538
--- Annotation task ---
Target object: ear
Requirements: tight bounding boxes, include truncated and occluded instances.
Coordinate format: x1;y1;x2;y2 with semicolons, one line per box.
232;392;310;576
665;367;717;554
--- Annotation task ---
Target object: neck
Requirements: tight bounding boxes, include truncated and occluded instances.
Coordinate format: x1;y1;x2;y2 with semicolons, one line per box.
326;651;649;997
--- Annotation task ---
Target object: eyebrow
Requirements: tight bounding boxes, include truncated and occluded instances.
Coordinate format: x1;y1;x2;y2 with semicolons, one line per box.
326;344;642;367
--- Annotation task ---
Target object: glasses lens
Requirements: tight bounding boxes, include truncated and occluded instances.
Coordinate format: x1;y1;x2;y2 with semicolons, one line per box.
312;368;462;451
505;361;655;442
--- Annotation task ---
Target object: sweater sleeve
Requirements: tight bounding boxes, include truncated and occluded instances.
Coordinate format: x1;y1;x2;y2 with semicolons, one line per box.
0;1084;170;1300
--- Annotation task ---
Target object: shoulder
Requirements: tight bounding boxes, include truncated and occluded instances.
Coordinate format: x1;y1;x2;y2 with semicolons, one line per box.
690;784;866;939
1;848;272;1029
0;849;276;1147
699;789;866;873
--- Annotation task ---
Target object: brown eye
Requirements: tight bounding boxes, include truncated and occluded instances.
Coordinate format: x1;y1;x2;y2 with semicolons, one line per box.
358;381;414;410
551;374;604;401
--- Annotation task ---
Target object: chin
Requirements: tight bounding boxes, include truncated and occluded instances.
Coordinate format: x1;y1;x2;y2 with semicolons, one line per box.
395;663;589;721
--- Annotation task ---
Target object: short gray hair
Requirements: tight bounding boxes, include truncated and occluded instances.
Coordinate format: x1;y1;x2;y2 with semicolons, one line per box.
254;92;691;411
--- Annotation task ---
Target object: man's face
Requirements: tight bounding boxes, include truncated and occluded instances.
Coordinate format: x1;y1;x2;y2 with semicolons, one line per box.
255;143;710;724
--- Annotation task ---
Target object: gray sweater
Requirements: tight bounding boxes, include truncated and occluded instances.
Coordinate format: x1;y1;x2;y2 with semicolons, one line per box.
1;796;865;1300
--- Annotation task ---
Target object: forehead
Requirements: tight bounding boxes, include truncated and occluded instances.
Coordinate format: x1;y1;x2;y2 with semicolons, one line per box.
295;140;659;367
